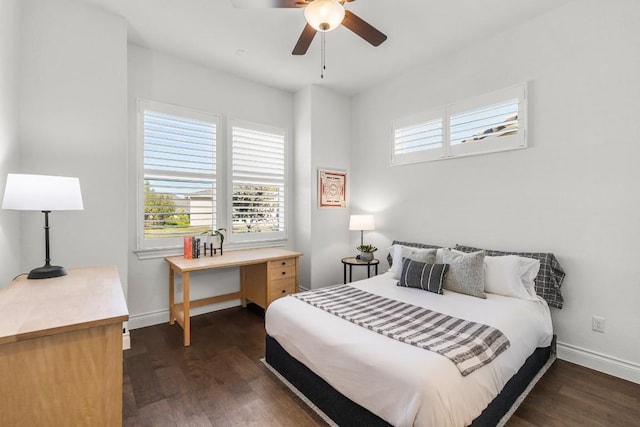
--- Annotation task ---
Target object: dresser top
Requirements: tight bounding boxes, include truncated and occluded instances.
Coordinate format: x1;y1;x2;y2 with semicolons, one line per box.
0;265;129;344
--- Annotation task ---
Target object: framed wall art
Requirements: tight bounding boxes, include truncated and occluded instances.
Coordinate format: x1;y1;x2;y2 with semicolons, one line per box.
318;168;347;209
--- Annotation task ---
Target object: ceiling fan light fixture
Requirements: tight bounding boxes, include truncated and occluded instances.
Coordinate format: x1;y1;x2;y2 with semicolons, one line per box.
304;0;345;32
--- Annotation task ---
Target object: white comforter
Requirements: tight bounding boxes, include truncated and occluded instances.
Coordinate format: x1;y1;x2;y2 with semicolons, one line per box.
265;272;553;427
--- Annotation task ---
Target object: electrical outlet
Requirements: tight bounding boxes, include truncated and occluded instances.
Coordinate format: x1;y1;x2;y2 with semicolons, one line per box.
592;316;605;333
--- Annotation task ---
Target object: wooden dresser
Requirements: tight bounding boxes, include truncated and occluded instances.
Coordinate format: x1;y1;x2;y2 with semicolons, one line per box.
0;266;129;426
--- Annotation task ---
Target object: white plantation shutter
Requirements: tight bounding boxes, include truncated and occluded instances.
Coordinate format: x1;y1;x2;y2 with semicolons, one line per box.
144;111;216;174
391;83;527;166
139;100;219;249
392;108;445;165
450;99;519;145
231;121;286;242
394;119;443;153
449;84;526;157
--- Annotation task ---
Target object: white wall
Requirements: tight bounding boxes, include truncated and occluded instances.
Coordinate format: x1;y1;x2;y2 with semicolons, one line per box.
350;0;640;382
18;0;128;293
308;86;352;288
0;0;22;286
127;45;294;327
293;85;352;290
293;87;313;289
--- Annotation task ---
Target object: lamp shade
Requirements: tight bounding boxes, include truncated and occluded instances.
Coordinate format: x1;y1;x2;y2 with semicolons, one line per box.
304;0;345;32
2;174;84;211
349;214;375;231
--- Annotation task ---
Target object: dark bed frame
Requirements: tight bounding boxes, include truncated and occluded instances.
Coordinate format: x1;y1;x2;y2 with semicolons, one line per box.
266;334;553;427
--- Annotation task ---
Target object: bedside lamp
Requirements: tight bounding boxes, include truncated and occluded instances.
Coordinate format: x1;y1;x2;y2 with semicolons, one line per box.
2;173;84;279
349;214;375;247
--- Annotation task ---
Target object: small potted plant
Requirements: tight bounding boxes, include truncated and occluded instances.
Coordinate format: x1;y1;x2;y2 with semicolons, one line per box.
356;244;378;262
202;228;226;255
212;227;226;246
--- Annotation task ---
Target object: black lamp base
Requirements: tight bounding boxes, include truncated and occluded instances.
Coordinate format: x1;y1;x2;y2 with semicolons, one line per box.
27;264;67;280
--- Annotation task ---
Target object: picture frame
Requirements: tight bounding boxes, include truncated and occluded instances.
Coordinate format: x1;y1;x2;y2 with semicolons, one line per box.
318;168;347;208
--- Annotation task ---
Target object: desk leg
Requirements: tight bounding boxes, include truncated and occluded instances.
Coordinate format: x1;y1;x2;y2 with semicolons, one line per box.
183;272;191;347
240;266;247;308
169;265;175;325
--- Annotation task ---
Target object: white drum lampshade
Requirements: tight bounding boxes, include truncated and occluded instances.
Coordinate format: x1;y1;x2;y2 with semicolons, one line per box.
349;214;375;246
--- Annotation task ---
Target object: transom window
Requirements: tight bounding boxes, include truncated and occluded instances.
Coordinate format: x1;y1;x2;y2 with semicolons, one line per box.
391;84;527;166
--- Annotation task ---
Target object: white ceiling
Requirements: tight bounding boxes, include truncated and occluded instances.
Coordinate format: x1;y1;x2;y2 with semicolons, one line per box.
81;0;571;96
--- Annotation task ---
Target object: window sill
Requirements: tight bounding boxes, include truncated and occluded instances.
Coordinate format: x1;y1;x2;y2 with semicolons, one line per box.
134;239;288;260
133;246;182;260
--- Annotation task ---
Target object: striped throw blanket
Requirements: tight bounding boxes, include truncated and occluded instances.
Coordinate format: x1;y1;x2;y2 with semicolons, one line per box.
293;285;510;376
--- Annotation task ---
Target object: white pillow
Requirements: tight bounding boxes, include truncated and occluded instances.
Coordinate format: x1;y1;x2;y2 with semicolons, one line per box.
483;255;540;300
519;257;541;299
389;245;437;279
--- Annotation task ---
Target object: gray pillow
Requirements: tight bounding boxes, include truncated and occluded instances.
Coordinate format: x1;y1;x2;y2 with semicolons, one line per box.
442;249;486;299
389;245;437;279
387;240;442;268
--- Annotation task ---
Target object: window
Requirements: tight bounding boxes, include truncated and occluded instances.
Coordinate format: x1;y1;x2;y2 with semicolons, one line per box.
391;108;445;165
136;101;288;254
230;120;286;243
138;100;220;250
391;84;527;166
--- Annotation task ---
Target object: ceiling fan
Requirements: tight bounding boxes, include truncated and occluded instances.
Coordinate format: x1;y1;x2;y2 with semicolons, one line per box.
230;0;387;55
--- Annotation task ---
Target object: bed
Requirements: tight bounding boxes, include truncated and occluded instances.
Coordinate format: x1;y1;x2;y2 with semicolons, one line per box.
264;242;565;426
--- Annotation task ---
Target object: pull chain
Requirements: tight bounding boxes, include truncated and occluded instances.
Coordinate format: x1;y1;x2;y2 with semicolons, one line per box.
321;31;326;79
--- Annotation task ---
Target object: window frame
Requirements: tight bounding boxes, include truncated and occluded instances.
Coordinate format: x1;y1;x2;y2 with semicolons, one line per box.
135;100;290;258
227;118;288;245
391;107;447;166
136;99;221;253
391;83;527;166
448;84;526;158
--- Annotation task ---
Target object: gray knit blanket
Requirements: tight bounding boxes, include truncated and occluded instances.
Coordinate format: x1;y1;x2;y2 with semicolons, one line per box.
293;285;510;376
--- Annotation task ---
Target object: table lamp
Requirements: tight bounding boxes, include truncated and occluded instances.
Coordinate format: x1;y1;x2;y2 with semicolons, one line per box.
2;173;84;279
349;214;375;247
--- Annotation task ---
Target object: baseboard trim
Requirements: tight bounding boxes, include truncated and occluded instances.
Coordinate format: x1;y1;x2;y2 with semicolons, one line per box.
557;341;640;384
122;330;130;350
128;299;241;330
128;309;170;330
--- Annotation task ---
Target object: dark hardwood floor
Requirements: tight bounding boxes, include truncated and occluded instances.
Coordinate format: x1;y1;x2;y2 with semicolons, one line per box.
123;307;640;426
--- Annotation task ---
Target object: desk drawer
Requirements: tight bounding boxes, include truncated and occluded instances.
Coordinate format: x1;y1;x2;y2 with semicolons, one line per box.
270;277;297;303
268;258;297;269
269;265;296;281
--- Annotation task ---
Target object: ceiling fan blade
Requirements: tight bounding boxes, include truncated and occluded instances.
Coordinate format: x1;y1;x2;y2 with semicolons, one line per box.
230;0;301;8
292;23;317;55
341;10;387;47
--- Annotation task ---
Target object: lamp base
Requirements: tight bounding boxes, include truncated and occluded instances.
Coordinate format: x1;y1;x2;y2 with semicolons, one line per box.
27;264;67;280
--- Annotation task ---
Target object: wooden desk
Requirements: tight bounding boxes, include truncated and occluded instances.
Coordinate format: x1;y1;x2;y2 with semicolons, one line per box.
0;266;129;426
165;247;302;346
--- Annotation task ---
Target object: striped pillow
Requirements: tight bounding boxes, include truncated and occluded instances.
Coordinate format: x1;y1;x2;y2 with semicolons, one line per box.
397;258;448;294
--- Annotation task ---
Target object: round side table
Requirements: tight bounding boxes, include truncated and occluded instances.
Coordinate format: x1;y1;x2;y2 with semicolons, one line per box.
341;257;380;284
